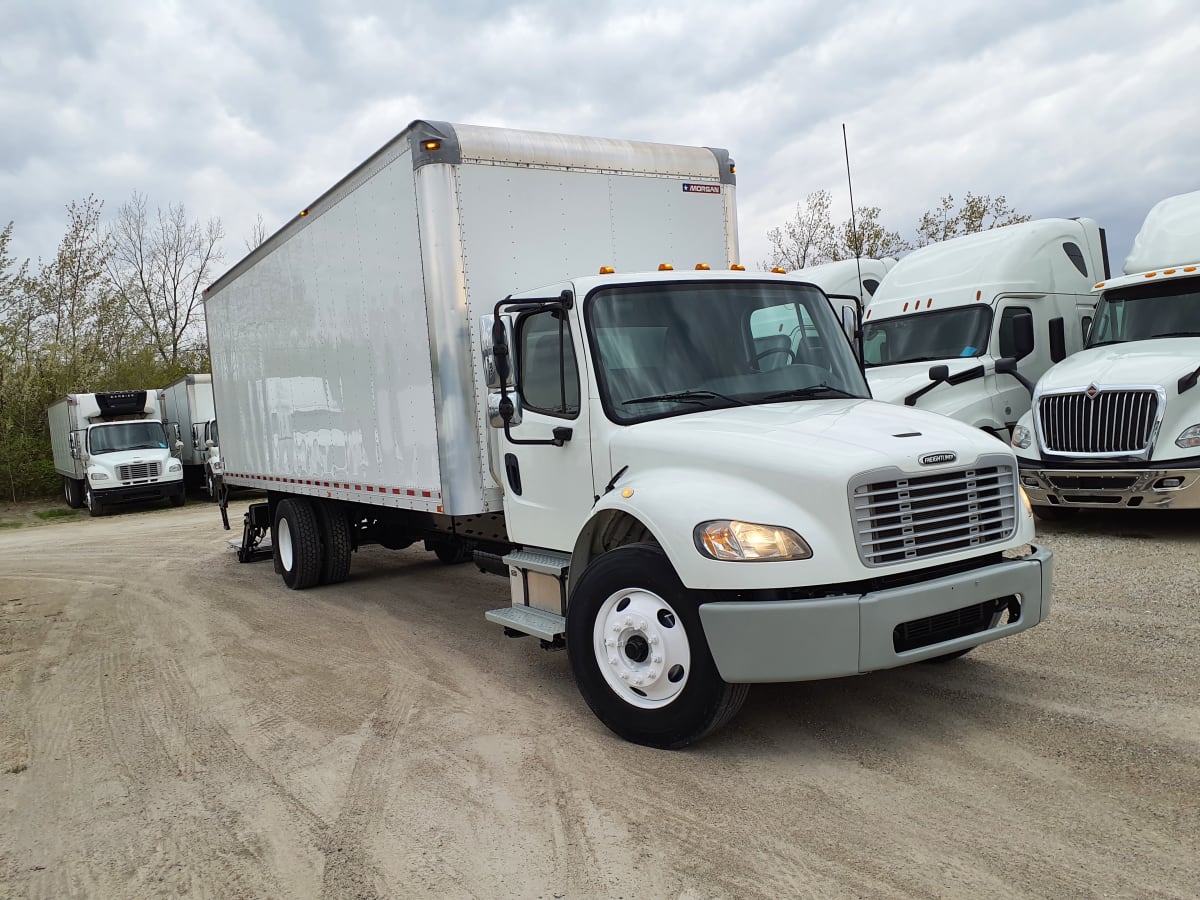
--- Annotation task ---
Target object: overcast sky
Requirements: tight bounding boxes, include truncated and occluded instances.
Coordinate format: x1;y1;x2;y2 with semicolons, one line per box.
3;0;1198;283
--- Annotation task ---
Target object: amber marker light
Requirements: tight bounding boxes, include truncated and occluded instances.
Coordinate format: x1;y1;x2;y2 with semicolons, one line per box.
771;267;786;274
976;290;982;301
695;263;711;270
599;266;615;274
423;140;441;151
1145;271;1158;278
730;264;746;271
299;209;309;217
658;263;674;271
1165;269;1177;275
1186;267;1198;273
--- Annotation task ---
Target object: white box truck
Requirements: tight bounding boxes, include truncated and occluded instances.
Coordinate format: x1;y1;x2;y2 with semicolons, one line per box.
159;374;221;499
48;390;186;516
205;120;1051;748
1012;191;1200;516
861;218;1108;439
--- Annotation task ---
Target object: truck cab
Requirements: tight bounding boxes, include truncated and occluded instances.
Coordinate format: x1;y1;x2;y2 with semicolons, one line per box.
861;219;1108;438
1011;192;1200;515
484;269;1050;746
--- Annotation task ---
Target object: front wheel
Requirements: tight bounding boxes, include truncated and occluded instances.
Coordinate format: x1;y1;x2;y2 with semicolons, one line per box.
84;483;105;518
566;543;748;749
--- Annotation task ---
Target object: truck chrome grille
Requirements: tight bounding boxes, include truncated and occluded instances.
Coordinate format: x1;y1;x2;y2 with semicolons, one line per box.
851;464;1017;567
1037;390;1158;454
118;461;161;481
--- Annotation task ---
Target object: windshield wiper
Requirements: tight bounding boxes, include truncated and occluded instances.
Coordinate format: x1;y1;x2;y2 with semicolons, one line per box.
1148;331;1200;339
759;384;860;402
622;389;749;407
1085;339;1126;348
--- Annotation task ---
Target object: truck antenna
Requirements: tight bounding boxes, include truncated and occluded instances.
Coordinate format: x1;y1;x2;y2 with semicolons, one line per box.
842;123;866;362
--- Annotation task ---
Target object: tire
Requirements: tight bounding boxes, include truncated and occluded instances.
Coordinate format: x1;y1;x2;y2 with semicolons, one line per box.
84;483;106;518
64;476;83;509
273;498;322;590
1032;505;1079;521
432;540;472;565
566;543;749;749
169;490;186;508
314;501;353;585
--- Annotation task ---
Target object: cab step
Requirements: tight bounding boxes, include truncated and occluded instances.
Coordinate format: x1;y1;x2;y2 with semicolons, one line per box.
485;605;566;642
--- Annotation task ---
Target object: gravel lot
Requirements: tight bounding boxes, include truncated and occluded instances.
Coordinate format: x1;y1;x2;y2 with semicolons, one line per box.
0;498;1197;898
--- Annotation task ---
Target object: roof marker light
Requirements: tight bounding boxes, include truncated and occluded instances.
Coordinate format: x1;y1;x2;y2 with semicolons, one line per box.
771;267;786;274
1095;282;1106;289
730;264;746;271
1145;271;1157;278
599;266;615;274
927;298;933;308
1165;268;1177;275
1186;266;1198;273
903;302;909;312
976;290;982;301
695;263;711;270
658;263;674;271
299;209;309;217
865;309;873;320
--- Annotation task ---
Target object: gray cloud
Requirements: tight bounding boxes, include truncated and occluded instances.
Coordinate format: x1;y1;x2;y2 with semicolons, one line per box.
2;0;1197;279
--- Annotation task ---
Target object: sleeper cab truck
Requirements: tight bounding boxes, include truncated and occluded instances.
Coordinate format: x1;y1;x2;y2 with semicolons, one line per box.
861;218;1109;439
159;374;221;500
48;390;185;516
1011;191;1200;516
204;120;1051;748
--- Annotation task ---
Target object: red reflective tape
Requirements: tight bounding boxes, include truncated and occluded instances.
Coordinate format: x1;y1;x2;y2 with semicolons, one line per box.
391;488;400;494
366;486;374;492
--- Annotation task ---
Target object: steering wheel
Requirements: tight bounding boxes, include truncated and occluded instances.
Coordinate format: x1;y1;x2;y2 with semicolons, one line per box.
753;346;796;367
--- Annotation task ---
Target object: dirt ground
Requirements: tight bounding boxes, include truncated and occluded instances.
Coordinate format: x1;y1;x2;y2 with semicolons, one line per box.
0;496;1197;899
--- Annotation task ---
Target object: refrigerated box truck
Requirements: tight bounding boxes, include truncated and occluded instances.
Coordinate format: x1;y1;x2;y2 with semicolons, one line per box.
48;390;185;516
1012;191;1200;515
159;374;221;498
205;120;1050;747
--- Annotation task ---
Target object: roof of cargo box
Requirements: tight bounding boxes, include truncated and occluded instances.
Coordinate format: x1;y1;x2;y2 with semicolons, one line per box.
204;120;736;299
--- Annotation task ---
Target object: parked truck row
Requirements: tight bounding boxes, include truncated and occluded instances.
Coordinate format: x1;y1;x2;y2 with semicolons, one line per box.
202;120;1051;748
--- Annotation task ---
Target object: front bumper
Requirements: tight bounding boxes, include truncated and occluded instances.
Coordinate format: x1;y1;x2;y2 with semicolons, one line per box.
94;478;185;506
697;546;1052;683
1016;461;1200;510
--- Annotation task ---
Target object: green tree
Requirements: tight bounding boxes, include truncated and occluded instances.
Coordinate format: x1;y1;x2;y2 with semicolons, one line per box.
831;206;909;261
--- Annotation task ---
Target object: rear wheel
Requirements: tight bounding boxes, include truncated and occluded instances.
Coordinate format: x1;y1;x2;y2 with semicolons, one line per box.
63;476;83;509
432;539;473;565
566;543;748;749
274;498;321;590
315;501;353;585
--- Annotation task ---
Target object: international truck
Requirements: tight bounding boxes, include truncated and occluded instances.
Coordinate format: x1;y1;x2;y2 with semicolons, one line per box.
48;390;186;516
1011;191;1200;516
159;373;221;499
205;120;1051;748
860;219;1109;439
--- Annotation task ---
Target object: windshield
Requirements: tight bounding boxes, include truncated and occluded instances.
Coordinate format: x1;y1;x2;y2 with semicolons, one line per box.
586;280;869;423
1087;279;1200;347
862;306;992;368
88;421;168;455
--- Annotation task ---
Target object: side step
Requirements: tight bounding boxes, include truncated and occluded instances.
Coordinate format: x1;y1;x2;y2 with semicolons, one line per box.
485;606;566;642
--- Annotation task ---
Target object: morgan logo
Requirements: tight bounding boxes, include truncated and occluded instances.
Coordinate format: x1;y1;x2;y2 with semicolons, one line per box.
1086;383;1101;399
682;183;722;194
919;451;957;466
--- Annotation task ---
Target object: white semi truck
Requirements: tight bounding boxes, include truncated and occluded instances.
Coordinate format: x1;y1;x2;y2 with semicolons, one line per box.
159;373;221;499
205;120;1051;747
48;390;185;516
1012;191;1200;516
862;219;1109;438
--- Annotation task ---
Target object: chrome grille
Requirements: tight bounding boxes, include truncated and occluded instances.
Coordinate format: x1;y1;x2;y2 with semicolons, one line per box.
851;464;1017;567
117;461;161;481
1037;390;1158;454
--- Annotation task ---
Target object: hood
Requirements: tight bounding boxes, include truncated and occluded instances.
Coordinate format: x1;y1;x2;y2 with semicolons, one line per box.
609;398;1007;478
1037;338;1200;392
866;358;987;405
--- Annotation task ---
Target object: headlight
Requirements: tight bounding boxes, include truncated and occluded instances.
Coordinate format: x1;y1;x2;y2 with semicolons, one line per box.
89;471;109;481
1011;424;1033;450
167;461;182;473
1176;425;1200;448
695;520;813;561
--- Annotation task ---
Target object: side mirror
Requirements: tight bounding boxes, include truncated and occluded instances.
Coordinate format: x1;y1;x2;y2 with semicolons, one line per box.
487;391;523;428
480;314;517;390
928;364;949;383
174;440;185;453
840;305;857;343
70;446;80;460
172;423;182;442
996;357;1036;396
